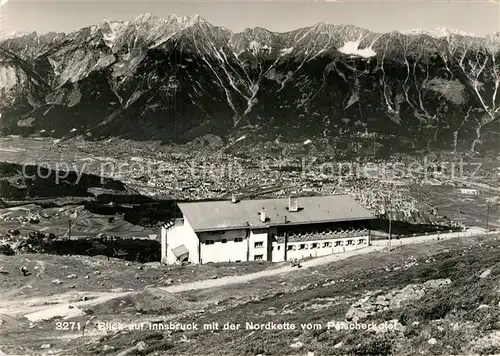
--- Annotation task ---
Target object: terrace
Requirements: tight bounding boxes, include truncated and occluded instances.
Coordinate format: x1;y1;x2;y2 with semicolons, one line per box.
280;226;370;243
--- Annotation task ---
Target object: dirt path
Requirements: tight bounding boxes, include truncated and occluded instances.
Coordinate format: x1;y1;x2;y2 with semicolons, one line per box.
160;245;386;294
0;247;384;323
0;257;132;322
371;229;499;248
22;291;133;322
0;290;134;318
3;247;386;321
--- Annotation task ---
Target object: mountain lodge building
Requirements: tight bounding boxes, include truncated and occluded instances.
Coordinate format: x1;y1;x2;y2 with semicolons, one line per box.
160;194;375;264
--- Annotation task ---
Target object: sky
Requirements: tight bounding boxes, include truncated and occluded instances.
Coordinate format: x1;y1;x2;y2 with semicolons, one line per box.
1;0;499;36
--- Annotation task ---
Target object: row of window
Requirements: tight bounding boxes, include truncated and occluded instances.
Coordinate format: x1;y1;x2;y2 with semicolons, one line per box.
205;237;243;244
287;239;366;251
205;239;366;248
205;240;266;248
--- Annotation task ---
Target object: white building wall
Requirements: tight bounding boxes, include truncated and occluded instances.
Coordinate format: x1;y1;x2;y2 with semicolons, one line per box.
271;241;286;261
161;217;200;265
182;218;201;264
160;227;167;263
249;228;270;261
198;229;248;263
285;235;370;261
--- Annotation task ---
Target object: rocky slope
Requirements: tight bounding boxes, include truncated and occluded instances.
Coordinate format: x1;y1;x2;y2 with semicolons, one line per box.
1;14;499;154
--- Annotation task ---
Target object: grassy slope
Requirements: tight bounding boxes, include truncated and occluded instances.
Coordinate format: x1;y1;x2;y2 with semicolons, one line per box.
0;255;279;355
74;235;500;356
0;254;278;298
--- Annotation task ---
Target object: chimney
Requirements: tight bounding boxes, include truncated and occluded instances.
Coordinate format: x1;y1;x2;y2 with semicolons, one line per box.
260;207;266;222
231;193;239;203
288;194;298;212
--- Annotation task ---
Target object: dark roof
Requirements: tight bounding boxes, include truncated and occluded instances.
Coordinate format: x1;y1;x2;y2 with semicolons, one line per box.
177;195;374;232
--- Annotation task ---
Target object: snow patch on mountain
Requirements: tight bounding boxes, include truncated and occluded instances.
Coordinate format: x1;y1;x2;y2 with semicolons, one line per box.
234;135;246;143
345;93;360;109
279;47;294;56
338;40;376;58
249;40;271;54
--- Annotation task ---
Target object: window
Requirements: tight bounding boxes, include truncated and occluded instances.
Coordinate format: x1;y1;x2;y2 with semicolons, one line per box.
358;239;365;245
335;241;342;247
277;246;281;250
311;243;318;249
254;255;263;260
234;237;243;242
205;240;215;245
235;260;241;263
323;242;331;248
222;239;227;244
347;240;354;245
287;245;294;251
254;241;264;248
299;244;306;250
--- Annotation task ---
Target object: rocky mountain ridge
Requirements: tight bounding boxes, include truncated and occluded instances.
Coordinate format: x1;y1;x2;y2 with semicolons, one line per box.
1;14;499;155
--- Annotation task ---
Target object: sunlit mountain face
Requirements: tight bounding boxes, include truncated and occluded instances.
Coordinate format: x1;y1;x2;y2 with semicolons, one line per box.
1;14;499;154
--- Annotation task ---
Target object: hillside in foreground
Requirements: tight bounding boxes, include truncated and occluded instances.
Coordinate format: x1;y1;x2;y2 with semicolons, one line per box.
1;234;500;355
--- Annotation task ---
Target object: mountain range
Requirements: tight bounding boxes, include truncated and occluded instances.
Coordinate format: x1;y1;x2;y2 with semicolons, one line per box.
1;14;499;155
